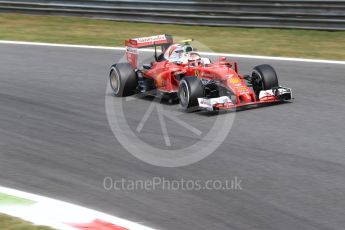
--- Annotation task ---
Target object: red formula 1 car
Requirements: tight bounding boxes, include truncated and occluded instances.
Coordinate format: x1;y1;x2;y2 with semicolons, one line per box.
109;34;292;111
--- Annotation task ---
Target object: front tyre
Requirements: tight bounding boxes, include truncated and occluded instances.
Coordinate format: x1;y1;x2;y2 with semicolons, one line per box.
109;63;137;97
179;76;204;112
251;64;279;96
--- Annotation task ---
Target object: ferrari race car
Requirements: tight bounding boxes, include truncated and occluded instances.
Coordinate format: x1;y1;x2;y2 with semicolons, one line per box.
109;34;292;111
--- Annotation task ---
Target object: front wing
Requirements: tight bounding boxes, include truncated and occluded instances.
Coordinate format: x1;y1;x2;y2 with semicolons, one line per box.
197;87;292;111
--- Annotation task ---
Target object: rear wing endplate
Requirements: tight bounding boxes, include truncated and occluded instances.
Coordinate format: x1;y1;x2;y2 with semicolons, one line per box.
125;34;173;68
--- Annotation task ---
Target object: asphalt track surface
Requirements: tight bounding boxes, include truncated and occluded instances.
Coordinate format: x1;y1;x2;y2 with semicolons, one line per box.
1;43;345;230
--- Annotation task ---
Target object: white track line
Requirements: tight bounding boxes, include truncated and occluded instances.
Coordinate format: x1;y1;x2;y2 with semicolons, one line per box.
0;40;124;50
0;40;344;65
0;186;156;230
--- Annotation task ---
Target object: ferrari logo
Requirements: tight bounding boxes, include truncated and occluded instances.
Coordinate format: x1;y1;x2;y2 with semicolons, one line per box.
195;70;199;76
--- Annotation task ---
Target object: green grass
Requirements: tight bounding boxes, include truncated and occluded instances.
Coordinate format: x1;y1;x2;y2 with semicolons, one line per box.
0;213;54;230
0;13;345;60
0;194;34;206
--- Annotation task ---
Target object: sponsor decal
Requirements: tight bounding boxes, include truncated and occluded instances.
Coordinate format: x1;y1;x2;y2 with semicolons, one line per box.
201;72;215;78
237;86;249;93
198;98;212;106
259;89;274;99
229;77;241;84
134;35;168;44
126;46;137;54
198;96;232;109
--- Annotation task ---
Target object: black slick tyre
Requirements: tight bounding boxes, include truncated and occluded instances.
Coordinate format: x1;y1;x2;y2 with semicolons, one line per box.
179;76;204;112
109;63;137;97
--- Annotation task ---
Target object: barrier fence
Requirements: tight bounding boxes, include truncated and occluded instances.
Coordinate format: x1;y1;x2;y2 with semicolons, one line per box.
0;0;344;30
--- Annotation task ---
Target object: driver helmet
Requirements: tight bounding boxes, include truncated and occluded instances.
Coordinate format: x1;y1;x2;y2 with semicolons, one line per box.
164;44;194;63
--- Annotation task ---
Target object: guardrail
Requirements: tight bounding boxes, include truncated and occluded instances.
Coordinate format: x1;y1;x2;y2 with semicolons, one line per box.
0;0;344;30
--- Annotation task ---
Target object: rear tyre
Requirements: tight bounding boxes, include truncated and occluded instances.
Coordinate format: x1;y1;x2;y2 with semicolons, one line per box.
109;63;137;97
179;76;204;112
251;64;279;96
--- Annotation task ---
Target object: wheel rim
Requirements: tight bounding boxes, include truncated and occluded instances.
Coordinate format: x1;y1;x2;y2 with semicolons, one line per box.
110;69;120;94
252;70;264;93
179;82;189;107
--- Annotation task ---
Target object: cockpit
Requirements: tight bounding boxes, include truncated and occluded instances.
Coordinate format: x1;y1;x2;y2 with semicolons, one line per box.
163;44;211;66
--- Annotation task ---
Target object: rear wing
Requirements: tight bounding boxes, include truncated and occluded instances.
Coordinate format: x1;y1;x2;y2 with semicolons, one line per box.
125;34;173;68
